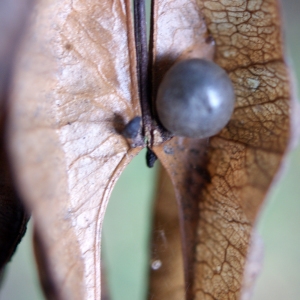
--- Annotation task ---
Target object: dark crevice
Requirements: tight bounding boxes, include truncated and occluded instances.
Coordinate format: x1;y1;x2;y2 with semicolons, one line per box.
133;0;152;137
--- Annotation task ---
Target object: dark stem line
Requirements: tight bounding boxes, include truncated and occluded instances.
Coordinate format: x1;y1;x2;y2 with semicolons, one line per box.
133;0;152;143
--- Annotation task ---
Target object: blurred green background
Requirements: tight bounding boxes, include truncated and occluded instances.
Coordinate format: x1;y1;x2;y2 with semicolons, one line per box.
1;0;300;299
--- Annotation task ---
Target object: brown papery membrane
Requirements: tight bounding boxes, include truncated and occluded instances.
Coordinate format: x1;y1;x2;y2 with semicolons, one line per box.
4;0;293;298
8;0;140;298
151;0;292;299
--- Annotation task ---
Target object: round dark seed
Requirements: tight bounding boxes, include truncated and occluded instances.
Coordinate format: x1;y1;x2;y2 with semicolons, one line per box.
156;59;235;139
122;116;141;139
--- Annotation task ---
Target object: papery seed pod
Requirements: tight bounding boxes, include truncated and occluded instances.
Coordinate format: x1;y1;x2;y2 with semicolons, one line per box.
156;59;235;139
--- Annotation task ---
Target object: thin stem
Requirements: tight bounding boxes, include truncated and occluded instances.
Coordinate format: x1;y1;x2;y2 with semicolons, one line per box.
133;0;152;142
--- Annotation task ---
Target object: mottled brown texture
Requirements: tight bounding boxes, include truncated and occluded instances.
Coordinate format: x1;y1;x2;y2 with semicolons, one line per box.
152;0;291;299
153;138;211;299
8;0;141;298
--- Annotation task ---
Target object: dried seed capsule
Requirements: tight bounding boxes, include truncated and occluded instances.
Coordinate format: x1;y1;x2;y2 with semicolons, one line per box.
156;59;235;139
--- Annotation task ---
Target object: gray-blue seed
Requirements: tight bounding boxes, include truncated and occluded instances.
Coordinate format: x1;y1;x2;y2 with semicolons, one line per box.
156;59;235;139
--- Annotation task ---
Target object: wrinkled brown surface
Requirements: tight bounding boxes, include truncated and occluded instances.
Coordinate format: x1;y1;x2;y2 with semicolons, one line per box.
5;0;292;299
152;0;291;299
0;0;32;272
8;0;140;299
148;166;184;299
